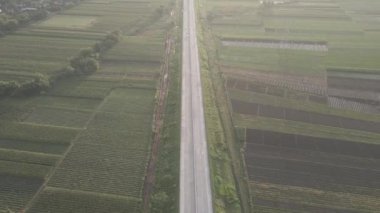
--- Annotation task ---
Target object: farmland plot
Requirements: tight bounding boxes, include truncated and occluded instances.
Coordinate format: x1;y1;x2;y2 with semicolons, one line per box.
222;39;328;52
0;0;171;211
231;99;380;133
203;0;380;211
245;129;380;212
27;85;157;211
28;187;141;213
25;107;91;128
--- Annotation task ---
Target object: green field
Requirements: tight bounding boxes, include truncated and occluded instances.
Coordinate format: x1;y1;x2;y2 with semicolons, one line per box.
200;0;380;212
36;15;98;29
0;0;175;211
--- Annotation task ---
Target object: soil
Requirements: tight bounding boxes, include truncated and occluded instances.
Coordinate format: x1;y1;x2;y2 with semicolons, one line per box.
259;104;286;119
231;99;259;116
309;95;327;104
328;76;380;92
246;143;380;170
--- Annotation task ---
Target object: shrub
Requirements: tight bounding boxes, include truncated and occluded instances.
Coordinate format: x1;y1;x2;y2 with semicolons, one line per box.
70;31;121;74
0;81;20;96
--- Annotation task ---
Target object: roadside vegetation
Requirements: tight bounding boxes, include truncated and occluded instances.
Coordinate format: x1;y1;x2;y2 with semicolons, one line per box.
196;0;244;212
150;1;181;212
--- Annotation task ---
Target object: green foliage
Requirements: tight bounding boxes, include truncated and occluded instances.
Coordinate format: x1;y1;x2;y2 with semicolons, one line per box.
17;74;50;95
151;33;180;213
70;52;100;74
0;81;19;96
151;191;169;212
70;31;121;74
0;74;50;96
216;178;239;205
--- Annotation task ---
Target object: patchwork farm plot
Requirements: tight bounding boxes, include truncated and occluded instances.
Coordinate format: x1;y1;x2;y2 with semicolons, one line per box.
0;0;173;212
203;0;380;212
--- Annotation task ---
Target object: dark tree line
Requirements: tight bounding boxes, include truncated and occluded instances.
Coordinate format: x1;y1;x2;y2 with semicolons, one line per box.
0;74;49;96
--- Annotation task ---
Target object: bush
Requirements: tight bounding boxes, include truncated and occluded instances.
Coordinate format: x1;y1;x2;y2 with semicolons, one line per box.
0;81;20;96
93;30;122;53
4;19;18;31
15;74;50;96
70;31;121;74
70;48;99;74
0;74;50;97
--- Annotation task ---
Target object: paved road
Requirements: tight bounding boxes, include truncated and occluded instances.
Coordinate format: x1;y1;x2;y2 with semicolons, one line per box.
180;0;213;212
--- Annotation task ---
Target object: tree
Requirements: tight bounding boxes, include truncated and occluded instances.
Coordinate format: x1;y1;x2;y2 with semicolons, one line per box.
70;48;99;74
0;81;19;96
4;19;18;31
82;57;99;74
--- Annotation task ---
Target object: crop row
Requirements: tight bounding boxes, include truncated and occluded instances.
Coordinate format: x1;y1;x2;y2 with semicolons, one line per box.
15;28;105;40
227;77;327;103
0;121;78;144
87;112;151;134
28;187;142;213
245;128;380;203
48;79;115;99
219;46;326;76
30;95;101;110
25;107;92;128
327;96;379;114
0;174;43;213
231;99;380;133
246;128;380;160
0;160;51;179
100;88;155;114
250;181;380;213
48;143;148;198
0;148;59;166
104;36;164;63
0;138;68;155
229;88;380;122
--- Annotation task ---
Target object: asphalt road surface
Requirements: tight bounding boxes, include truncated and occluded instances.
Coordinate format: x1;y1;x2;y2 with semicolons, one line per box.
180;0;213;212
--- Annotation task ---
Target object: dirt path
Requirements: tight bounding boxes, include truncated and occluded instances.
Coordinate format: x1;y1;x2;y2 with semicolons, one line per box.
142;32;174;213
